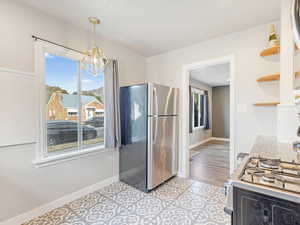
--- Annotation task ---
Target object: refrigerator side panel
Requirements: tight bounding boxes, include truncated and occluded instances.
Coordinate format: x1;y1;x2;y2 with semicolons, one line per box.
120;84;148;192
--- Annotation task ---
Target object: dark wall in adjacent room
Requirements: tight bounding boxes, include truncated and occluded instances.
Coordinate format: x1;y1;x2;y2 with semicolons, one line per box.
212;85;230;138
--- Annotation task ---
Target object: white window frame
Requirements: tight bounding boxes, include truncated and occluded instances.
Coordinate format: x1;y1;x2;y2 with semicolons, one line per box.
33;41;107;167
191;88;205;130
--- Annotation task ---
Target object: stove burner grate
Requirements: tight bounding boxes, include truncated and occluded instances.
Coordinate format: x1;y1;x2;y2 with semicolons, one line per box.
262;173;276;183
241;157;300;194
259;159;280;169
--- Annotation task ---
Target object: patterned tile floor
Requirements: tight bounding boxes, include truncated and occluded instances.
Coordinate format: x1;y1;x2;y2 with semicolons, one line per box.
22;177;230;225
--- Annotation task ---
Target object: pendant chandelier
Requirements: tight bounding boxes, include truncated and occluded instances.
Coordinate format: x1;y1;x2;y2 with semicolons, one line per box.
81;17;107;76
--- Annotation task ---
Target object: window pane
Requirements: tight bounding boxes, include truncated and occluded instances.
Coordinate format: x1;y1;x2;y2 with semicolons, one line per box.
45;53;79;154
200;95;205;126
194;93;199;128
80;70;105;149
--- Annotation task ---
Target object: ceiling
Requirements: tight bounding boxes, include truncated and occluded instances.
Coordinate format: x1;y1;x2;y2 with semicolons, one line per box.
16;0;281;56
190;63;230;87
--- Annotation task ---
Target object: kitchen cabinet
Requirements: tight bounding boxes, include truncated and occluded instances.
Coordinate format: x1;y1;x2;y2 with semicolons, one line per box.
233;187;300;225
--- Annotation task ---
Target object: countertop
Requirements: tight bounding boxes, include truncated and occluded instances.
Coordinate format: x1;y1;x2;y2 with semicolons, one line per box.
227;136;300;210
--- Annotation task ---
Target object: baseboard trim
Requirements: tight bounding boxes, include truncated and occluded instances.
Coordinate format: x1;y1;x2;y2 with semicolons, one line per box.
1;175;119;225
189;137;229;150
210;137;230;142
177;172;187;178
189;138;211;149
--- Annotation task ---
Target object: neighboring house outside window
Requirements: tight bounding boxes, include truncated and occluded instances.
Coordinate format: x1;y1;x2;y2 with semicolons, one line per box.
34;43;105;166
192;88;205;130
47;92;104;121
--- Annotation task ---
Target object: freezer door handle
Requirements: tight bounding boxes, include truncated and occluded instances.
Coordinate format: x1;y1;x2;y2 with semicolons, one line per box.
153;87;159;144
153;86;159;116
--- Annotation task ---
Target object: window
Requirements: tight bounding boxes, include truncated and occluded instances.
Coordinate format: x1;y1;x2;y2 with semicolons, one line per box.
192;88;205;130
35;44;105;165
68;111;78;116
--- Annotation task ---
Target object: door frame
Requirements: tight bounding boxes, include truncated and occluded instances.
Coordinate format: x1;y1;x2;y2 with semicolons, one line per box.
179;54;236;178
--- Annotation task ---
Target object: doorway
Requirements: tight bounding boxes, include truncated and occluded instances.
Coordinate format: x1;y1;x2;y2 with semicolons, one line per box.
180;55;235;184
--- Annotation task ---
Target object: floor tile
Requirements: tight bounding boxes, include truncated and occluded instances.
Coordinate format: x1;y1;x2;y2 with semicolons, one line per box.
214;188;227;202
192;210;210;224
194;223;228;225
204;201;226;215
201;202;230;225
187;185;218;198
126;195;169;217
108;208;159;225
111;187;146;207
97;182;131;198
78;198;129;224
192;179;218;188
22;206;85;225
174;191;206;210
67;191;106;213
150;183;184;201
199;191;226;205
165;177;194;190
186;182;225;205
108;214;142;225
154;205;198;225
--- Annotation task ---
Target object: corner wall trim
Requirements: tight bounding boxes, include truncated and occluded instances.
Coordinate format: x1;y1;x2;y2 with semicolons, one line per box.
189;138;211;149
189;137;230;150
1;175;119;225
210;137;230;142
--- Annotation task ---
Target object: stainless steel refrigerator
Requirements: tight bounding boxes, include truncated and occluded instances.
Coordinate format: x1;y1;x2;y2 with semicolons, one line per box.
120;83;179;192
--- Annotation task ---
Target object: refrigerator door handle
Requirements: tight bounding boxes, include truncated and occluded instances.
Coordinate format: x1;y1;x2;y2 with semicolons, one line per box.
153;87;159;144
147;117;153;190
153;86;159;116
153;116;158;144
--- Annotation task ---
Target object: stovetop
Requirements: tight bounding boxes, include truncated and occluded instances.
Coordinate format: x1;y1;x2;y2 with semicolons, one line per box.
241;157;300;194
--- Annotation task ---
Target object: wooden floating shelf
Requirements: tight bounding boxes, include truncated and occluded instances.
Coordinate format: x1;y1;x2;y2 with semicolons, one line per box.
260;46;280;57
257;74;280;82
260;45;299;57
257;71;300;82
254;102;280;106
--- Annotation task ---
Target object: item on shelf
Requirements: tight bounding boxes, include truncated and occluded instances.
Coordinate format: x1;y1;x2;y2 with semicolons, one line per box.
269;24;279;47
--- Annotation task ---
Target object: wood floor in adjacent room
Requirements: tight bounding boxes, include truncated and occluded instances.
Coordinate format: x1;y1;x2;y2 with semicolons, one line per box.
190;140;230;187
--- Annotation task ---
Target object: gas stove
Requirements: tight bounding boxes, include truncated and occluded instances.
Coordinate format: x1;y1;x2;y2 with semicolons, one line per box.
241;157;300;194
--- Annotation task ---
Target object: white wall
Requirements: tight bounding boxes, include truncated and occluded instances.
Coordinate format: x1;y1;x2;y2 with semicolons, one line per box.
146;22;281;165
189;79;212;147
0;0;146;222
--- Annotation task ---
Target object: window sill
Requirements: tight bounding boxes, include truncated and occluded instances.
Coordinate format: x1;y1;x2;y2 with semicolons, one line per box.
33;145;116;168
193;126;205;131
